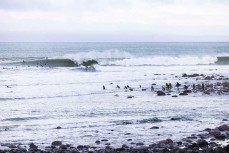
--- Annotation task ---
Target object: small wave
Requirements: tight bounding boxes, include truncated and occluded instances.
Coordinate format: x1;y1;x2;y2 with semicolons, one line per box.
22;59;77;67
2;117;40;121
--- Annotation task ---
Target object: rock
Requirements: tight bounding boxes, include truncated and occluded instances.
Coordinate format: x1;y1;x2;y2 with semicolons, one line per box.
183;90;192;94
101;139;108;142
218;124;229;131
224;144;229;152
172;95;178;97
215;134;226;140
127;95;134;99
95;140;100;144
136;142;144;146
171;117;181;121
182;73;188;77
150;126;159;129
197;139;208;147
60;145;67;150
51;141;62;146
204;91;210;95
204;128;211;132
188;74;200;77
56;126;61;129
179;92;188;96
77;145;84;149
157;91;166;96
204;76;212;80
160;139;173;144
116;147;125;152
222;119;228;121
29;143;38;149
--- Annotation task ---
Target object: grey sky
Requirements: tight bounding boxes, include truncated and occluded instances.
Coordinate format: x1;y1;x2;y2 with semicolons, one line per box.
0;0;229;42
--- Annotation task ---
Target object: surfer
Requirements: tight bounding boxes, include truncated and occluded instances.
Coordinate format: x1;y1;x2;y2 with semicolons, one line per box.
117;85;120;89
103;85;106;90
202;83;205;90
184;85;189;90
151;84;154;91
175;82;181;88
193;83;196;90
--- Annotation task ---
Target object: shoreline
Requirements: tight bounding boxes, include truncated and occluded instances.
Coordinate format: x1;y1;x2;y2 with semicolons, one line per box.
0;124;228;153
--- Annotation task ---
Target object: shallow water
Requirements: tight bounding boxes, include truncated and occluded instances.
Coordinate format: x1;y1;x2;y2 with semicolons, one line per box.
0;64;228;148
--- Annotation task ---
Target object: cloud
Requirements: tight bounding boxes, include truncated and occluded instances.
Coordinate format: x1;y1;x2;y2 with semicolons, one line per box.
0;0;229;41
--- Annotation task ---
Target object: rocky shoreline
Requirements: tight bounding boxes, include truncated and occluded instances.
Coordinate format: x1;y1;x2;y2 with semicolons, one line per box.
0;124;228;153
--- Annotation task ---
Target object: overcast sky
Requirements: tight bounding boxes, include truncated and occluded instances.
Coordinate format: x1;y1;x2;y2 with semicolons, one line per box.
0;0;229;42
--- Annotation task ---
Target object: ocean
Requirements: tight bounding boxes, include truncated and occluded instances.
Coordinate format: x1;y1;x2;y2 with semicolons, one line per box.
0;42;228;148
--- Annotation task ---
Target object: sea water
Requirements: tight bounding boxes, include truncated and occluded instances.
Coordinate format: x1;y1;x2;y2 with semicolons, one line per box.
0;42;228;147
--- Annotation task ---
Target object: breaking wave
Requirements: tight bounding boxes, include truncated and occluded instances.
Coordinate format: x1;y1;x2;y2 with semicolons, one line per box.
9;50;229;67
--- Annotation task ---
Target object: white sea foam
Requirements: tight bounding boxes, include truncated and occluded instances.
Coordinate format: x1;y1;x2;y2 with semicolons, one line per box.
56;49;133;61
54;51;229;66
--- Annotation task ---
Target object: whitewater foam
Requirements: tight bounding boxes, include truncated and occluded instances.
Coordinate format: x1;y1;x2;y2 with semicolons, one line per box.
53;51;229;66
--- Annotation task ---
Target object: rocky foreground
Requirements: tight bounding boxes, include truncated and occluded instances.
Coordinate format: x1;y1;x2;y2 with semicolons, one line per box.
0;124;229;153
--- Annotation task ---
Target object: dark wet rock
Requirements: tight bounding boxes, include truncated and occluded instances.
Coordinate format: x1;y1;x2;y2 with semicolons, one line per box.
101;139;108;142
157;91;166;96
171;117;181;121
127;95;134;98
172;95;178;97
160;139;173;144
51;141;62;146
116;147;125;152
95;140;100;144
183;90;192;94
77;145;84;149
136;142;144;146
218;124;229;131
182;73;188;77
189;74;200;77
29;143;38;149
204;128;212;132
204;76;212;80
60;144;67;149
8;144;17;148
55;126;61;129
224;144;229;152
204;91;210;95
215;134;226;140
197;139;208;147
150;126;159;129
223;119;228;121
187;136;197;139
179;92;188;96
127;139;132;141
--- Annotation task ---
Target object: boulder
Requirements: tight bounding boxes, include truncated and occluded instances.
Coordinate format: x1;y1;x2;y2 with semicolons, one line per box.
150;126;159;129
179;93;188;96
218;124;229;131
157;91;166;96
197;139;208;147
51;141;62;146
